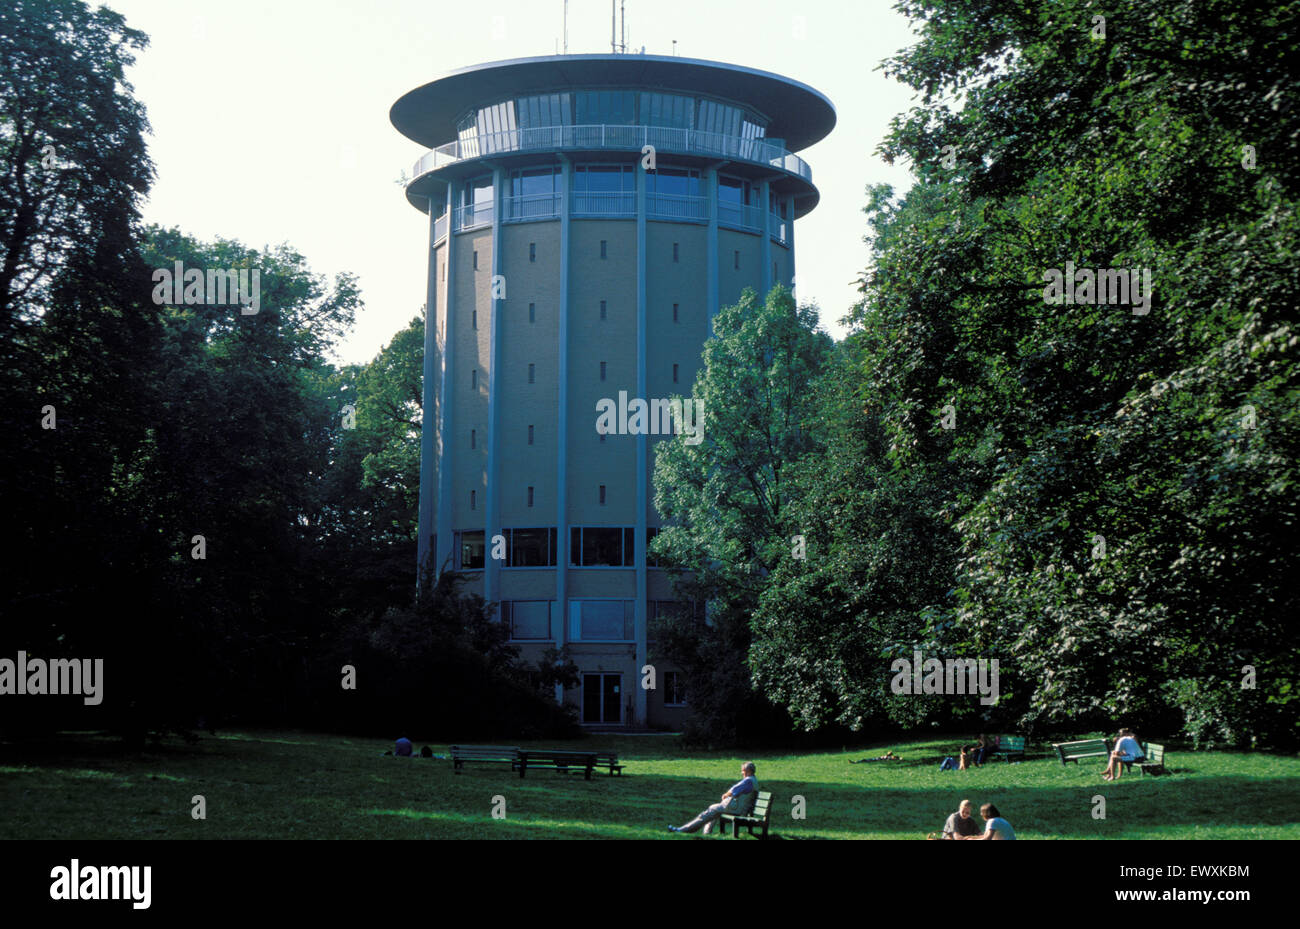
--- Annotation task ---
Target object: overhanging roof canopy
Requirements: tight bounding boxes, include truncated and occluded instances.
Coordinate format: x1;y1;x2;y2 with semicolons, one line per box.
390;54;836;152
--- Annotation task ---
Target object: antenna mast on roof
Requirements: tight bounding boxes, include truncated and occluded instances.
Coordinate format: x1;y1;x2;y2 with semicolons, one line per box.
620;1;626;53
563;0;568;54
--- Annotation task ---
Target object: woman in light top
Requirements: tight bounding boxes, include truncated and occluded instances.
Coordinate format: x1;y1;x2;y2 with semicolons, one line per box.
961;802;1017;840
1102;728;1145;781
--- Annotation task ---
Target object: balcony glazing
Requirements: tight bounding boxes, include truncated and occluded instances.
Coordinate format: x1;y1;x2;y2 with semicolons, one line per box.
410;124;812;185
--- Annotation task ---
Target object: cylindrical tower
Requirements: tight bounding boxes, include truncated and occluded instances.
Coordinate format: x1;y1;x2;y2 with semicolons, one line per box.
392;54;834;729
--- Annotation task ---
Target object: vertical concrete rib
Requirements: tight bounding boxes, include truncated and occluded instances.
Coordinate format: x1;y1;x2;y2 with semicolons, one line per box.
485;166;505;614
418;196;439;590
634;160;648;729
556;156;571;685
760;178;773;298
705;165;720;337
435;181;458;582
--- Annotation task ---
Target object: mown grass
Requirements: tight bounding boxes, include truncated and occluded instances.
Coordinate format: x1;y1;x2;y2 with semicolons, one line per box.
2;730;1297;839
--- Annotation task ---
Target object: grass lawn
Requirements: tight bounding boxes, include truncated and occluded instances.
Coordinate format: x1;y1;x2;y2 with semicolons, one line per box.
2;730;1298;839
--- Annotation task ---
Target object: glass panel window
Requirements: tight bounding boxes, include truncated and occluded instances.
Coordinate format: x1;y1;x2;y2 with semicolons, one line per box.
572;600;634;641
582;527;623;566
506;600;553;640
574;90;635;125
457;530;485;570
639;93;694;129
645;167;700;198
508;527;553;567
664;671;687;706
512;167;558;198
574;164;634;192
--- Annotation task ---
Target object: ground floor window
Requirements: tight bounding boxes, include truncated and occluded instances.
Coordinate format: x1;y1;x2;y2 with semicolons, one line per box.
663;671;686;707
503;600;554;640
582;673;622;724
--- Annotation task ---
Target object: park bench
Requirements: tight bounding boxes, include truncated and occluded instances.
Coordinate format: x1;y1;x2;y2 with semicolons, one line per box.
1052;738;1112;766
989;735;1026;762
1133;742;1166;776
450;744;520;773
591;751;624;776
720;790;773;839
516;749;598;780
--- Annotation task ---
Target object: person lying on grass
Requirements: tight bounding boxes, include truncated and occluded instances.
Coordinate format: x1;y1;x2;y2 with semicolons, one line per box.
850;750;900;763
668;762;758;835
1103;728;1144;781
957;803;1017;840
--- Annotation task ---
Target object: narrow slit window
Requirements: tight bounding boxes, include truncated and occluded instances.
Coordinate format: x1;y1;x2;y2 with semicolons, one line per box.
528;424;534;445
673;302;679;323
600;240;607;259
600;299;607;320
529;302;536;323
599;485;606;505
529;242;536;262
528;363;535;384
600;361;607;381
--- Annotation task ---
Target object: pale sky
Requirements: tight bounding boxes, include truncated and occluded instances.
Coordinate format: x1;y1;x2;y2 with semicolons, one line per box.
105;0;920;364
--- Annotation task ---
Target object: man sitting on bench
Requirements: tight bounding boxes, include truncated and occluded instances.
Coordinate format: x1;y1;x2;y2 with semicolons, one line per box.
1103;728;1144;781
668;762;758;835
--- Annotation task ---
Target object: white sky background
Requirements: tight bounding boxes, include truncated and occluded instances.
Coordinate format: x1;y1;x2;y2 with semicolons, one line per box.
104;0;920;365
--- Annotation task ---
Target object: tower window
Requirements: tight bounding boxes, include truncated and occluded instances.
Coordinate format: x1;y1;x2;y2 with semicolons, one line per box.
673;363;679;384
527;486;535;507
473;251;479;270
600;240;607;259
529;242;536;262
529;302;536;323
599;485;606;505
600;299;607;320
528;363;535;384
600;361;607;381
472;369;478;389
471;429;476;449
528;424;534;445
734;250;740;270
673;302;679;323
472;310;478;329
470;490;477;510
673;242;679;263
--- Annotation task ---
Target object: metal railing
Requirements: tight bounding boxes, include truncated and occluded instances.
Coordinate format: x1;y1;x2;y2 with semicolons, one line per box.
646;193;706;221
718;200;764;232
572;191;635;217
433;212;449;241
410;124;812;185
504;192;561;222
453;201;494;232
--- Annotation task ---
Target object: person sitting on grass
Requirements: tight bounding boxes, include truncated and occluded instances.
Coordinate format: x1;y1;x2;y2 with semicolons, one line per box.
936;799;981;839
959;803;1017;840
668;762;758;835
1102;728;1144;781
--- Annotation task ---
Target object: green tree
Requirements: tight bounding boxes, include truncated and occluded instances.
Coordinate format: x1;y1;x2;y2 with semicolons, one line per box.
651;285;832;743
